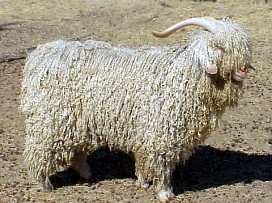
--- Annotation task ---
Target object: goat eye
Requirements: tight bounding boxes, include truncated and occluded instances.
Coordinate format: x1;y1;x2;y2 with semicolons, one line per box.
216;45;226;53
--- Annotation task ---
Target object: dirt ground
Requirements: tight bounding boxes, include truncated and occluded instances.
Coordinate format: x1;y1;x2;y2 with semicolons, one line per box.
0;0;271;202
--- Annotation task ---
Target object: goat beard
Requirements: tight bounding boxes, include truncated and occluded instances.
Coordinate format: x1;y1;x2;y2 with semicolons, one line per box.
199;72;243;112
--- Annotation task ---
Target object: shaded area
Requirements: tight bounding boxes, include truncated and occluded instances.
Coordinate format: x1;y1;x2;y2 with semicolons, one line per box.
173;146;272;194
88;147;136;182
0;21;25;31
50;147;136;189
0;51;27;64
50;146;272;192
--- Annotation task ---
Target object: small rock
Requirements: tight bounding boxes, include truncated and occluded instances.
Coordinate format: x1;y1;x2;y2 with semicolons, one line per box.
0;129;4;134
268;139;272;145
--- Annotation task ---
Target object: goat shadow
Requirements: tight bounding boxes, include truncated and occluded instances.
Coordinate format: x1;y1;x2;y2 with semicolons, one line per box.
50;146;272;195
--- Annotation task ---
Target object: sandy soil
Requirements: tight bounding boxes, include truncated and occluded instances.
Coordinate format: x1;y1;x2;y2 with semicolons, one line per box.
0;0;271;202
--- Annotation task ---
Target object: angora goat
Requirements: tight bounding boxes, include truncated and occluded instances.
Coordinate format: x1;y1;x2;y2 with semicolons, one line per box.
20;17;253;202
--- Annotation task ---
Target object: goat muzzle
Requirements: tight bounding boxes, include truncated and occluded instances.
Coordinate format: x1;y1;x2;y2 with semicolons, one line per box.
232;63;255;82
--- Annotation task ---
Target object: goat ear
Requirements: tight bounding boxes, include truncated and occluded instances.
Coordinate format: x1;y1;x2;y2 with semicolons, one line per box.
204;62;218;74
202;44;225;74
197;40;223;75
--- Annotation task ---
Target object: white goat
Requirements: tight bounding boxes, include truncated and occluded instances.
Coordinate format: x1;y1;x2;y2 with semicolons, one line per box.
21;17;253;202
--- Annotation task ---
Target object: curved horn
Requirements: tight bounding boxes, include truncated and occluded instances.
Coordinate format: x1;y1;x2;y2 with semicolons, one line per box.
152;17;223;38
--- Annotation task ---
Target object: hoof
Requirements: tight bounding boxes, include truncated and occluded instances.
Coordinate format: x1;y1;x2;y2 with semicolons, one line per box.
156;188;175;203
79;169;92;180
136;180;150;189
39;182;54;191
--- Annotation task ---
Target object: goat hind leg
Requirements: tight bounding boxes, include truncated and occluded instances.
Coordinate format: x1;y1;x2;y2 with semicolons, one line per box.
71;152;91;180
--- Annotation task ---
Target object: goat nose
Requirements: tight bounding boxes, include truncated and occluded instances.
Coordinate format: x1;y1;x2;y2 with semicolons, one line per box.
240;66;247;72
